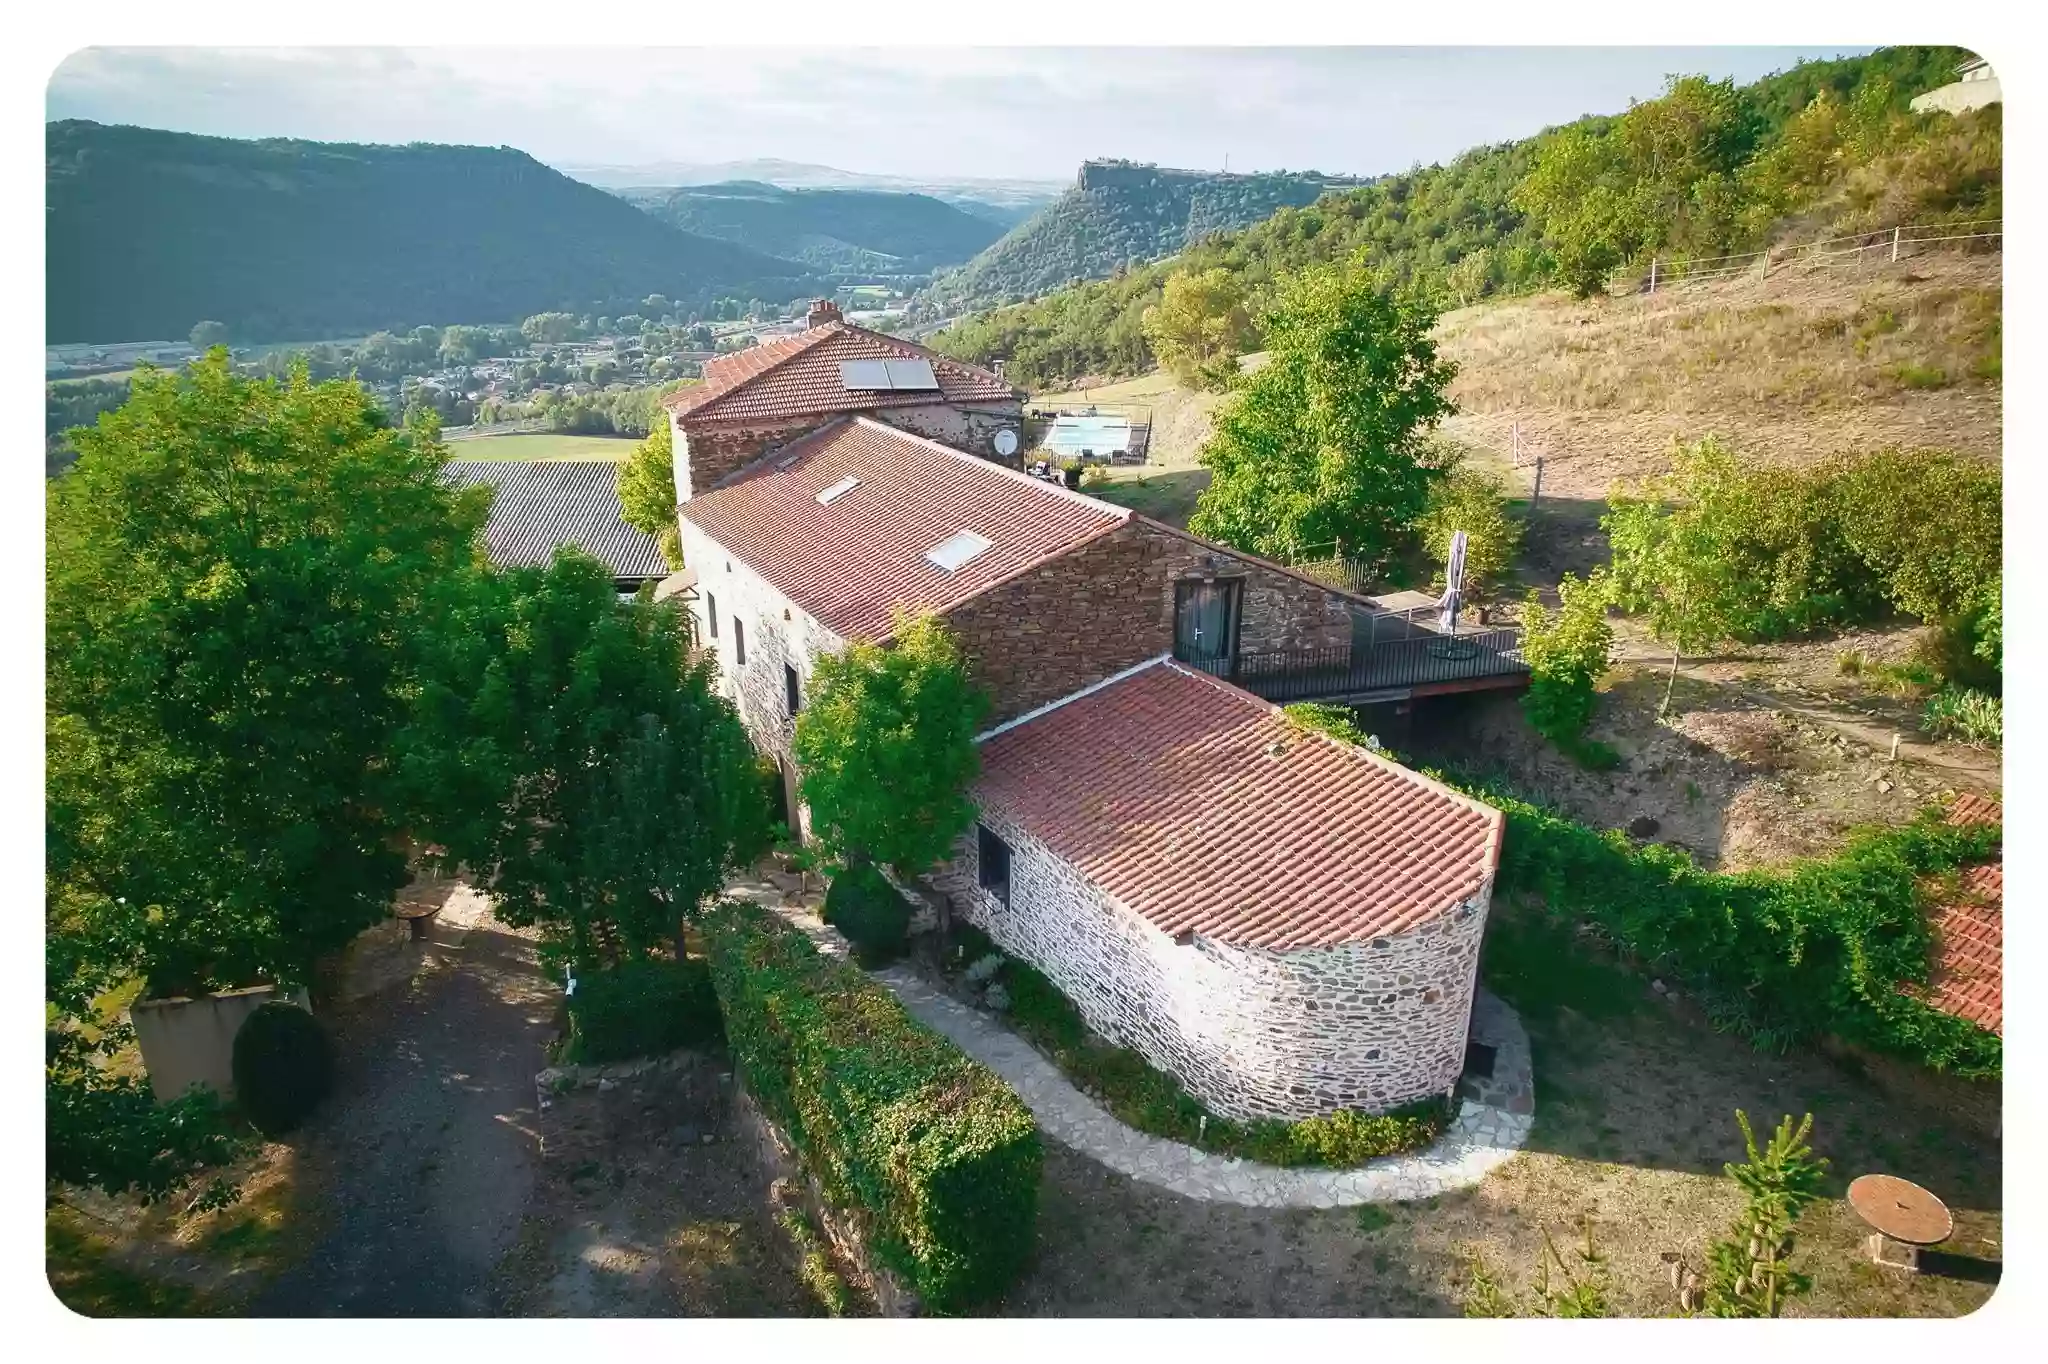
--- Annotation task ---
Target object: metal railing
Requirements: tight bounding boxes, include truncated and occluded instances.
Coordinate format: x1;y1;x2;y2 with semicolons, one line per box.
1179;628;1527;703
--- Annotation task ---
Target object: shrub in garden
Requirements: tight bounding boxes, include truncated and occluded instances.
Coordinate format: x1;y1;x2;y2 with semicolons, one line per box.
231;1002;335;1137
1517;569;1618;766
1922;685;2001;748
1418;462;1524;596
564;956;723;1064
701;899;1041;1312
821;863;913;965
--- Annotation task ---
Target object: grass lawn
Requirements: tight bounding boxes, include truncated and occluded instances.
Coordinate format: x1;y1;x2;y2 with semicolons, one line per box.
1084;466;1210;529
442;433;639;461
46;1208;217;1318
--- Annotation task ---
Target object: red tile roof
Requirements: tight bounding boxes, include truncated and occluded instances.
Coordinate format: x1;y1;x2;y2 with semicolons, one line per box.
1916;794;2003;1034
973;660;1505;951
677;417;1128;642
664;322;1017;425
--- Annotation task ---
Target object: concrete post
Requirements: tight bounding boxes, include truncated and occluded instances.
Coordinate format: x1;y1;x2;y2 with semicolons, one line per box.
1891;225;1902;262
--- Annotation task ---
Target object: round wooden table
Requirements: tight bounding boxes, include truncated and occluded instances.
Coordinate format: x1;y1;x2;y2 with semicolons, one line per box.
1848;1174;1952;1272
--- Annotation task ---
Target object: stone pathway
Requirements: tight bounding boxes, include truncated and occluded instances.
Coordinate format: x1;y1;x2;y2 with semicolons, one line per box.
725;875;1534;1208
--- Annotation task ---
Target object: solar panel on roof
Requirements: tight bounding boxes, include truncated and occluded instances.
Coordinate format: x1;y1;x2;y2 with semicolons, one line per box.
881;357;939;390
925;529;993;573
839;359;893;390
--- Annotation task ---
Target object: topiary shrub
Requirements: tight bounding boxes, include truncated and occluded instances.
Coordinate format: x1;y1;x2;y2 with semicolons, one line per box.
701;899;1042;1312
821;863;912;965
564;956;723;1064
231;1002;335;1137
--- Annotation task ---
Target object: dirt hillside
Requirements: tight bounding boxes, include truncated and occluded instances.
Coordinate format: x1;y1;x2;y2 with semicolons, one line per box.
1437;252;2001;501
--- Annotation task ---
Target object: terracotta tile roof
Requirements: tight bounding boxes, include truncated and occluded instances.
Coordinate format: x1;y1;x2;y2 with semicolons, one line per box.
677;417;1128;642
664;322;1017;425
1914;794;2003;1034
973;659;1505;952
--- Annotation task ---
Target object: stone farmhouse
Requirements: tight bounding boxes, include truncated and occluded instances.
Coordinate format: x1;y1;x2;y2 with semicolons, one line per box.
666;380;1527;1120
660;298;1026;503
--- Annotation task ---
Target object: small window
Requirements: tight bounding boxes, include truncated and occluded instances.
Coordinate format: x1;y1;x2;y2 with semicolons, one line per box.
977;824;1011;907
785;663;802;716
706;591;719;638
734;617;747;665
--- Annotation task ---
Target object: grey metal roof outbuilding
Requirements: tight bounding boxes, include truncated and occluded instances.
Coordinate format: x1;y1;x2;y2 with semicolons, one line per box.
442;459;669;585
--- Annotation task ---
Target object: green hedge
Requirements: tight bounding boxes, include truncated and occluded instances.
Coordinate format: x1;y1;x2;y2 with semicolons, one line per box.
1283;706;2002;1080
821;864;913;965
564;957;724;1064
701;899;1042;1312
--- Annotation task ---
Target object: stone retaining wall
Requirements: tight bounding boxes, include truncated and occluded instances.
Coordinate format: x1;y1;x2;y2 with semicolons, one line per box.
936;807;1489;1121
730;1077;920;1316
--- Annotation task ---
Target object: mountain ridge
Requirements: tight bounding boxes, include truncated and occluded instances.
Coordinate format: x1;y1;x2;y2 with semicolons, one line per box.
915;160;1375;316
47;120;822;344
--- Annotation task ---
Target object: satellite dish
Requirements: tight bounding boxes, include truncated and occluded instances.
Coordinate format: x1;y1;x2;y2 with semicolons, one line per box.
993;428;1019;457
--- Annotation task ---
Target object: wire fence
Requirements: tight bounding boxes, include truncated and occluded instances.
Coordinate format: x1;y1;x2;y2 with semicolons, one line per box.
1648;218;2002;291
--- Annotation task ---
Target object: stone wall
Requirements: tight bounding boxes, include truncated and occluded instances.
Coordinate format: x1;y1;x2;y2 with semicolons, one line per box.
940;518;1359;724
875;402;1024;466
678;518;845;839
131;985;312;1103
934;806;1489;1121
673;412;822;501
732;1076;920;1316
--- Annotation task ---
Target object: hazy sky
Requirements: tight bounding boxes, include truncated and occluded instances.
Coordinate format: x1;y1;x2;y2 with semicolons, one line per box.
48;47;1872;182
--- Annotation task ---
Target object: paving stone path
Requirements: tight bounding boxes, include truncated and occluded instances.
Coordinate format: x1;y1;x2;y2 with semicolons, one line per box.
726;876;1534;1208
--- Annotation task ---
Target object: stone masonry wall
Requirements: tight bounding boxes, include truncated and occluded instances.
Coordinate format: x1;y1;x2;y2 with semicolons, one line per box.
672;412;823;502
934;806;1490;1121
940;518;1359;725
678;518;845;838
876;402;1025;466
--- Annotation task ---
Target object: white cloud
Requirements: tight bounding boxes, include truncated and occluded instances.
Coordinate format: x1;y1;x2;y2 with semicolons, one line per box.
47;46;1871;180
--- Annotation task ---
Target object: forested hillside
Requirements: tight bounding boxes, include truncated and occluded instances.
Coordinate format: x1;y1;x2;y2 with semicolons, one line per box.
929;46;1990;389
624;181;1003;274
916;160;1369;315
47;122;822;344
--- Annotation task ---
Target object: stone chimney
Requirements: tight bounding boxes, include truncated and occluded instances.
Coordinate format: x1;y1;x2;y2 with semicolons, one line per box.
992;359;1008;383
806;298;843;329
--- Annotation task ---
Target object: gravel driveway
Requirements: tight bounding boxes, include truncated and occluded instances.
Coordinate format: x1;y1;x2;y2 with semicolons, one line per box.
253;889;557;1316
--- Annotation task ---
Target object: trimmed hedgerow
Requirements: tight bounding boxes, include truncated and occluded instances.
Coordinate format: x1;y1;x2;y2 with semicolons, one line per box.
563;956;724;1064
1282;705;2002;1080
700;899;1042;1312
994;954;1447;1166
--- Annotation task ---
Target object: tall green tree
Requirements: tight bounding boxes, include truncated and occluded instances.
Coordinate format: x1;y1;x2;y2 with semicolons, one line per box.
1189;262;1456;568
187;319;229;349
46;350;489;1003
1141;266;1256;391
792;613;989;876
397;550;760;968
617;414;684;569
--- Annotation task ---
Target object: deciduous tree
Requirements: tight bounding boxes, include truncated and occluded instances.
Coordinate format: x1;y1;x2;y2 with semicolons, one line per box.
397;551;762;968
792;613;989;876
1140;267;1256;391
617;414;683;568
46;351;489;1003
1190;262;1456;568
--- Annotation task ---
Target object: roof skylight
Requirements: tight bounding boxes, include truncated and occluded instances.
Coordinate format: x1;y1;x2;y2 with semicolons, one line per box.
816;475;861;506
925;529;994;573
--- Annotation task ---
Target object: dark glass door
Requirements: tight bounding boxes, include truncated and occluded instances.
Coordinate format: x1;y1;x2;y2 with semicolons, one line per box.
1173;578;1242;673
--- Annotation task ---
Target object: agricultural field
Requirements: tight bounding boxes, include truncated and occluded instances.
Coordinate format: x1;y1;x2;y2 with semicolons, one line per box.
442;433;639;461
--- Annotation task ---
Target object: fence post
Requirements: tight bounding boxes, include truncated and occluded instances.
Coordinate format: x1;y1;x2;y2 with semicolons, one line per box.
1891;225;1901;263
1530;452;1544;512
1648;257;1658;294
